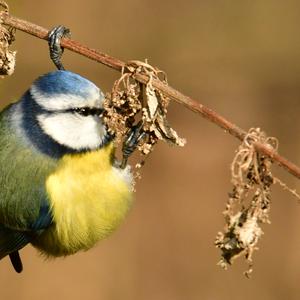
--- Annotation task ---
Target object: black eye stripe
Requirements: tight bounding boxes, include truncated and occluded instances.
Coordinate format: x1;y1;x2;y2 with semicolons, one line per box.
63;107;103;116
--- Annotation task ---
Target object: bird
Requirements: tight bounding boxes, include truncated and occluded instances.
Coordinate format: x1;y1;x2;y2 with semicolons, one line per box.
0;26;140;273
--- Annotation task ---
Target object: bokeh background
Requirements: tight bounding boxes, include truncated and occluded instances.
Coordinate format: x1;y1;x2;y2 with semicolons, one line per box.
1;1;300;299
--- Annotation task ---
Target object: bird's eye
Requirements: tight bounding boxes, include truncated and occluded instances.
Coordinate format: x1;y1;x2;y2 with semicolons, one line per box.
72;107;104;117
74;107;90;116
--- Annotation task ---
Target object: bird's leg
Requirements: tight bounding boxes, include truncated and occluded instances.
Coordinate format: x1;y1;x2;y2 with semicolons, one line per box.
48;25;70;70
121;121;146;169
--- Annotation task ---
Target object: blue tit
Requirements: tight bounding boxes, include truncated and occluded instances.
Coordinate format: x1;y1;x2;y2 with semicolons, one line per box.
0;70;134;273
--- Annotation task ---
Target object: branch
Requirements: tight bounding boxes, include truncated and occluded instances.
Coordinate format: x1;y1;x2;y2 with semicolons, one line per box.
1;12;300;180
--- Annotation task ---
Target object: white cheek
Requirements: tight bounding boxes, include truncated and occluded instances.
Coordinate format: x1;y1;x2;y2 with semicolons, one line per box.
37;113;106;150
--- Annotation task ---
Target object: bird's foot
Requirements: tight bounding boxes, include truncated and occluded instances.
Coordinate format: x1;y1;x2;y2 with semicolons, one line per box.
121;121;146;169
48;25;70;70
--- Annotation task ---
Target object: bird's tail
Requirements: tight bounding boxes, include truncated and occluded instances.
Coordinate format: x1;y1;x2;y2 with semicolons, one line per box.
9;251;23;273
0;225;29;273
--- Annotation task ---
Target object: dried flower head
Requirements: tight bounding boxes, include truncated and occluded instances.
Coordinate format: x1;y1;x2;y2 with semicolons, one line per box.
103;60;186;168
215;128;277;277
0;2;16;76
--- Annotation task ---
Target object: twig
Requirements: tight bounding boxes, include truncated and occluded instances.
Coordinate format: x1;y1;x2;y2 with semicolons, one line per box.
1;11;300;179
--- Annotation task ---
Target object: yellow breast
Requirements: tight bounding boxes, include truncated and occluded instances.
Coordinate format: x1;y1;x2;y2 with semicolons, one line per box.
33;143;133;257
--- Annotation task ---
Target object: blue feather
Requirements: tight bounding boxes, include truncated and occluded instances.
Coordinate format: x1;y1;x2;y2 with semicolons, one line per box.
0;200;52;273
30;200;53;231
0;200;52;257
34;70;99;99
0;225;30;258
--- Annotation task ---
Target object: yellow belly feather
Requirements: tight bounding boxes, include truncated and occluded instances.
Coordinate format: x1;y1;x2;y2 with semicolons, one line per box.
33;143;133;257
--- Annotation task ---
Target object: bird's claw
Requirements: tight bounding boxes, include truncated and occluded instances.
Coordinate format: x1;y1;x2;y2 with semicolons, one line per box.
121;121;146;169
48;25;70;70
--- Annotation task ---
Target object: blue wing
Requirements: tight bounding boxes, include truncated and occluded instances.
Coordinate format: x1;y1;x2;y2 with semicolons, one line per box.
0;226;30;273
0;226;30;258
0;104;57;272
0;201;53;273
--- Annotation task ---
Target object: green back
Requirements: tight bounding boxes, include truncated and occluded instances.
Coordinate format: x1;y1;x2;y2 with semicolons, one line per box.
0;105;57;230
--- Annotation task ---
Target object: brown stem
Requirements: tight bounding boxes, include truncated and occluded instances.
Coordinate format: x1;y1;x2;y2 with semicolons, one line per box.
1;11;300;179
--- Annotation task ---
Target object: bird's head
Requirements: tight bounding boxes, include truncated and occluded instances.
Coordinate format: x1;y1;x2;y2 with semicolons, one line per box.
15;70;112;158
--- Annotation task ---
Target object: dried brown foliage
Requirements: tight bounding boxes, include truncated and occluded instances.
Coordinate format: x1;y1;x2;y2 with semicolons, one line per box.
103;60;186;167
0;1;16;76
1;1;300;277
215;128;299;277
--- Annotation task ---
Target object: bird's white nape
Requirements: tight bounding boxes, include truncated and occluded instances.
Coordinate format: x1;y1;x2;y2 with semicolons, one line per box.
37;112;107;150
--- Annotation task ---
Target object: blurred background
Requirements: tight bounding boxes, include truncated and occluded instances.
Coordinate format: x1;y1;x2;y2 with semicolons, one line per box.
1;1;300;299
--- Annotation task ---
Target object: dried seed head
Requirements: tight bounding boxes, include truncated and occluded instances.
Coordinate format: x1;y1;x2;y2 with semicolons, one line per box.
215;128;276;276
0;2;16;76
103;60;186;174
216;128;300;276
